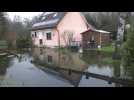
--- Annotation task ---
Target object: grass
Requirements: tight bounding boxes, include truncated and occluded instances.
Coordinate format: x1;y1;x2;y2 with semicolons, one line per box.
100;44;115;54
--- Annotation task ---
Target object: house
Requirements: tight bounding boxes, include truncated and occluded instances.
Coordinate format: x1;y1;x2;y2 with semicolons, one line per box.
81;29;111;50
31;12;111;49
30;12;90;48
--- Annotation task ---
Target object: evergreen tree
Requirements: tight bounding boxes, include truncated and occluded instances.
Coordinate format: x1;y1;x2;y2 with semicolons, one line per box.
0;12;8;40
122;21;134;79
122;23;134;67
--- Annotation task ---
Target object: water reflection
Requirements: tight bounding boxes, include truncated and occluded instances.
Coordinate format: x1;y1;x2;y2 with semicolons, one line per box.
32;48;131;87
122;64;134;80
32;48;88;71
32;48;88;87
0;48;133;87
81;50;127;86
0;56;11;84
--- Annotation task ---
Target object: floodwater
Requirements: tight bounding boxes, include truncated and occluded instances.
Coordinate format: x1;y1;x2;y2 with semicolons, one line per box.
0;48;134;87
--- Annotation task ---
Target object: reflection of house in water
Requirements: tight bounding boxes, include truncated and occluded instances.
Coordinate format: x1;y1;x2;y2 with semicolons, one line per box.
32;48;131;87
32;48;88;86
32;48;88;70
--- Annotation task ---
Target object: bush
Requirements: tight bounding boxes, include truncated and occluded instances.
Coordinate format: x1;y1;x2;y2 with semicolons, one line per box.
122;24;134;67
16;37;32;49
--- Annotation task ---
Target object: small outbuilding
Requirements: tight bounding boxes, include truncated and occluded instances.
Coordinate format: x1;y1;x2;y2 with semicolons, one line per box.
81;29;111;50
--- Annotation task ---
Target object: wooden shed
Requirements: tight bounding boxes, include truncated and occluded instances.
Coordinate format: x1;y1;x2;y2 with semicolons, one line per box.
81;29;111;50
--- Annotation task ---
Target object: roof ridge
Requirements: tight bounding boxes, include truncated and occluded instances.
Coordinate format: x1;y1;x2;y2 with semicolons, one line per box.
79;12;97;31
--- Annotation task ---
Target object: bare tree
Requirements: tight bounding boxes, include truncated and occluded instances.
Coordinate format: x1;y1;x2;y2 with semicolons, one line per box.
6;32;17;48
61;31;74;47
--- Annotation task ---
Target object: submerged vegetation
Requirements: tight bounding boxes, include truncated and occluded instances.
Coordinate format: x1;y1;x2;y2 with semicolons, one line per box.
101;57;121;65
81;50;120;66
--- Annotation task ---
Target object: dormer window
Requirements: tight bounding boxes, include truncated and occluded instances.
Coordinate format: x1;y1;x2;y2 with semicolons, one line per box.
35;32;37;37
53;13;57;17
42;16;46;21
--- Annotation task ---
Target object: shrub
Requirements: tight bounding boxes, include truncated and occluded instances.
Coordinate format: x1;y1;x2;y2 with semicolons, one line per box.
16;37;32;49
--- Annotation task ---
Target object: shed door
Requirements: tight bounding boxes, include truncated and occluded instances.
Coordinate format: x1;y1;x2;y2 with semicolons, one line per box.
88;35;96;48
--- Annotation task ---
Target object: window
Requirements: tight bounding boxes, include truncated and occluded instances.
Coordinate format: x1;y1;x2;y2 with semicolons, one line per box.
39;39;43;45
32;34;34;38
40;48;43;55
42;16;46;21
45;15;53;20
47;55;53;63
35;32;37;38
53;13;57;17
46;32;52;40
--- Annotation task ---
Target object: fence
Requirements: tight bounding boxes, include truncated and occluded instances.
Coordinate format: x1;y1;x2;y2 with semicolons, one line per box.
70;41;81;47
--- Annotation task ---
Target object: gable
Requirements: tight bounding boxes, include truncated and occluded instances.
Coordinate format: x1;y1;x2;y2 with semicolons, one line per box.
58;12;89;28
57;12;89;34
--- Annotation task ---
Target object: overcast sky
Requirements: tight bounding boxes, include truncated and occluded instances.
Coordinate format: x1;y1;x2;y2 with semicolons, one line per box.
7;12;43;20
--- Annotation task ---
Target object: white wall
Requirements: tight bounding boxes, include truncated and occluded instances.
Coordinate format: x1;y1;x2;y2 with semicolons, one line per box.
31;29;59;47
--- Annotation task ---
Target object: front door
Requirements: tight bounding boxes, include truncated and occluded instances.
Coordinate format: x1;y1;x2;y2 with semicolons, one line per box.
39;39;43;45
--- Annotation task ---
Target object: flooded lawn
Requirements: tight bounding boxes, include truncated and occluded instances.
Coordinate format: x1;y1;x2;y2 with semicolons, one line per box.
0;48;134;87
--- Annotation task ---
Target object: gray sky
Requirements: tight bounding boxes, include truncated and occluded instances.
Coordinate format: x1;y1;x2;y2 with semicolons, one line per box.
7;12;97;21
7;12;43;20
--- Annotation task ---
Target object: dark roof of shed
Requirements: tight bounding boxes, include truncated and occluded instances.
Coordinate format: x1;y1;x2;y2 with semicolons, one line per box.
31;12;66;31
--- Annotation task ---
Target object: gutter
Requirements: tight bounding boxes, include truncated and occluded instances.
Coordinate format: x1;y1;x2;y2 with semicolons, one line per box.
55;27;60;49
